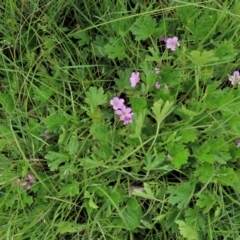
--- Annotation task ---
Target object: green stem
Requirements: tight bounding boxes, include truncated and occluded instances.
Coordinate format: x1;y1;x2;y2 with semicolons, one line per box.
195;67;200;99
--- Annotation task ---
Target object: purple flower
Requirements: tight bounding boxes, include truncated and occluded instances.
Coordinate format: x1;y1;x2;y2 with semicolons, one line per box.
155;82;161;89
229;71;240;85
130;72;140;87
166;37;180;51
164;84;169;90
110;97;125;110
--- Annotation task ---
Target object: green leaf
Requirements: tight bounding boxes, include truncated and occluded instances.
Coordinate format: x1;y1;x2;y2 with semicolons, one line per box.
167;143;189;169
196;191;216;213
0;93;15;114
59;180;80;197
168;182;195;209
71;31;90;47
84;191;99;209
90;124;110;141
188;50;219;66
33;84;53;103
43;109;68;132
104;37;126;59
179;127;198;143
85;87;107;109
122;197;142;230
129;111;146;139
194;163;215;183
140;61;157;87
56;221;86;234
45;151;69;171
215;42;236;62
145;47;160;62
129;97;147;114
114;69;132;89
66;133;79;155
176;220;198;240
213;167;238;186
92;35;106;57
131;16;157;41
185;207;205;230
143;154;164;171
151;100;175;125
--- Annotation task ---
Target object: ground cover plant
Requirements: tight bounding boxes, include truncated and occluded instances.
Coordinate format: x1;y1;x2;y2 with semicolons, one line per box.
1;0;240;239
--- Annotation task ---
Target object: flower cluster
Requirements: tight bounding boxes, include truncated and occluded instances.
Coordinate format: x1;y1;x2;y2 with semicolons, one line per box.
110;97;134;125
229;71;240;85
15;174;36;190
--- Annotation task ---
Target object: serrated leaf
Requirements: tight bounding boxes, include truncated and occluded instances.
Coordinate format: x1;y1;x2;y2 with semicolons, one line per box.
131;16;157;41
185;207;205;230
33;84;53;103
122;197;142;230
214;167;238;186
90;124;110;141
104;37;126;59
176;220;198;240
59;180;79;197
0;93;15;114
196;191;216;213
179;127;198;143
129;97;147;114
167;143;189;169
85;87;107;109
66;133;79;155
194;163;215;183
152;100;175;125
43;110;68;132
45;151;69;171
215;42;236;62
92;35;106;57
168;182;195;209
188;50;219;66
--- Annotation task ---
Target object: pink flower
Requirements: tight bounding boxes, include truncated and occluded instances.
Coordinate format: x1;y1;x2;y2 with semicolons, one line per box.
155;67;160;74
155;82;161;89
110;97;125;110
130;186;144;195
116;105;133;120
229;71;240;85
122;116;133;125
236;139;240;148
167;154;172;160
130;72;140;87
115;105;134;125
164;84;169;90
166;37;180;51
22;181;31;189
27;174;35;183
160;36;168;42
